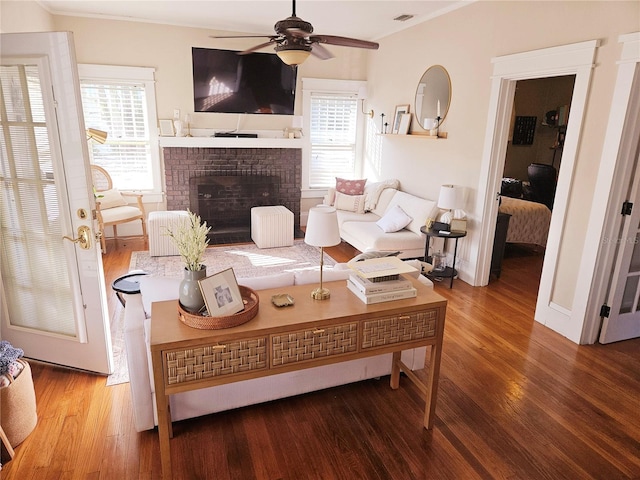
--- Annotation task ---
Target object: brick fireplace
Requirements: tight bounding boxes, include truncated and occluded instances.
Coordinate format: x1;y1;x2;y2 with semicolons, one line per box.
163;147;302;244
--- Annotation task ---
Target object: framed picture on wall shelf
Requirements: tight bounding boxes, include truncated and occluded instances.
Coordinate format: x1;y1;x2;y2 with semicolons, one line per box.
398;113;412;135
392;104;410;134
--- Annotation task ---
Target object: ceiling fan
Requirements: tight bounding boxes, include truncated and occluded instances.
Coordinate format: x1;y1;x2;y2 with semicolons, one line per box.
210;0;379;66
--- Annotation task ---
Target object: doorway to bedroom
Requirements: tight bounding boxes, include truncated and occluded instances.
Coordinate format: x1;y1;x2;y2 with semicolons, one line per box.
490;75;576;302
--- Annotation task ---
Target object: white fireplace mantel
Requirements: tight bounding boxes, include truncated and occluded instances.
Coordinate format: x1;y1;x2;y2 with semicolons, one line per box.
158;133;304;149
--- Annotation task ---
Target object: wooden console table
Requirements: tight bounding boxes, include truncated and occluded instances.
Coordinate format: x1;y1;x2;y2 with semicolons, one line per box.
151;278;447;479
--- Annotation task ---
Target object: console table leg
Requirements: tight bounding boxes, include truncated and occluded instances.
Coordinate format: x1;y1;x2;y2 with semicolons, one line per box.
390;351;402;389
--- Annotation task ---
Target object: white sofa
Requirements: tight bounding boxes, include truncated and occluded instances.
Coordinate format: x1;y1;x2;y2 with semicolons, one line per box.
325;181;439;259
124;261;433;432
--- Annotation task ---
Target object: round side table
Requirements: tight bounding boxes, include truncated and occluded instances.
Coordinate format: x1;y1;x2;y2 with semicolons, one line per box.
420;226;467;288
112;271;148;306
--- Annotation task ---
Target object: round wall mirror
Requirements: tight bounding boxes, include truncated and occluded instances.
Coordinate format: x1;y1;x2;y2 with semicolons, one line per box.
415;65;451;130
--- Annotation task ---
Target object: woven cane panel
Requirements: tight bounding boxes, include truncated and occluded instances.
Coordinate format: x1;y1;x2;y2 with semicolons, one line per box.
271;323;358;367
166;337;267;385
362;310;437;349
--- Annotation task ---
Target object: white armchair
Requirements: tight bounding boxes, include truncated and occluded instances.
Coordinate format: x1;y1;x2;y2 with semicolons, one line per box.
91;165;147;253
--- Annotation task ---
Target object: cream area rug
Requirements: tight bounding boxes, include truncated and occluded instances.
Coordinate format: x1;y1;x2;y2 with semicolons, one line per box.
106;241;336;386
129;240;336;279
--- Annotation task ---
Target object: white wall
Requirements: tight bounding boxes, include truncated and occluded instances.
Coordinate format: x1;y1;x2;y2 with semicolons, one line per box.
364;1;639;309
51;16;369;133
0;1;54;33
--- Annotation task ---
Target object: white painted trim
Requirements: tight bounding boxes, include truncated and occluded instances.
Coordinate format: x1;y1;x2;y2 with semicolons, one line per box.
473;40;599;344
576;32;640;344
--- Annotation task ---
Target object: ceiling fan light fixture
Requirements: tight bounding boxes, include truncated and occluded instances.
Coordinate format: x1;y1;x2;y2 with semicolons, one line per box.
276;45;312;66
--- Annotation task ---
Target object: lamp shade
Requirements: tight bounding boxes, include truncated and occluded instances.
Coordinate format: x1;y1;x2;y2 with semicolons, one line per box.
276;48;311;66
438;184;464;210
305;207;341;247
86;128;108;144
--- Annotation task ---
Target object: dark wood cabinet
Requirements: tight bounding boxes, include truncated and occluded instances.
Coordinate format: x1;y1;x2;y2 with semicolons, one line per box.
491;213;511;279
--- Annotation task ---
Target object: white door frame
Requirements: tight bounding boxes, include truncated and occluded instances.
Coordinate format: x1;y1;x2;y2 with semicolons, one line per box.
577;32;640;344
473;40;599;343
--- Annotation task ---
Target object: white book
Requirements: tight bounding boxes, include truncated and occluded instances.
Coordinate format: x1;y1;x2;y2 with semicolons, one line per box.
347;279;417;304
348;273;413;295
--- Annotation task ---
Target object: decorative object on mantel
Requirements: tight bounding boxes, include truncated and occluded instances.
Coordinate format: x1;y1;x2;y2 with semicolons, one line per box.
304;206;341;300
164;210;211;313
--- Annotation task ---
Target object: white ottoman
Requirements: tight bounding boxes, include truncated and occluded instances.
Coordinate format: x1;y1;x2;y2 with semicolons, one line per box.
251;206;294;248
148;210;190;256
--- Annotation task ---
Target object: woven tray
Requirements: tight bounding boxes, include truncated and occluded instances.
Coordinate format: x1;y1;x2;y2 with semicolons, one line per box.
178;285;259;329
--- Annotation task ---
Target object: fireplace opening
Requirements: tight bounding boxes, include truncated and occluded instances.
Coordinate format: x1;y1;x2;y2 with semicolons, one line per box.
190;175;280;244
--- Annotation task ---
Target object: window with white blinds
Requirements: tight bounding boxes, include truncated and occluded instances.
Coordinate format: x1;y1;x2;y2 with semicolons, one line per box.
309;93;359;188
78;65;159;194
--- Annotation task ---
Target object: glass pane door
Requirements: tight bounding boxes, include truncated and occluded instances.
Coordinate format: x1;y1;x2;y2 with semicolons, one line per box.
0;63;76;337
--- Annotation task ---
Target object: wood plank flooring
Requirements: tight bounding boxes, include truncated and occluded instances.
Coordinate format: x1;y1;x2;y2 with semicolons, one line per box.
2;238;639;479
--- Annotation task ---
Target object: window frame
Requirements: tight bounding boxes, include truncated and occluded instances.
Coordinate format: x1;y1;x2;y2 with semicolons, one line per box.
77;64;162;203
301;78;367;197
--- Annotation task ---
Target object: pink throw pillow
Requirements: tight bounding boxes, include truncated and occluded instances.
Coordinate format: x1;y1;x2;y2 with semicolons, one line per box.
336;177;366;196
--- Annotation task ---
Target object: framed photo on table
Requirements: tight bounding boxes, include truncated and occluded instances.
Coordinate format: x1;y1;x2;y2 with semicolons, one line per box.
392;104;410;134
199;268;244;316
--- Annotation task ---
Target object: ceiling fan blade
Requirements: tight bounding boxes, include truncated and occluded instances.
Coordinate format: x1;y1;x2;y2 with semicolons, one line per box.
311;35;379;50
209;35;274;39
239;39;279;55
310;43;334;60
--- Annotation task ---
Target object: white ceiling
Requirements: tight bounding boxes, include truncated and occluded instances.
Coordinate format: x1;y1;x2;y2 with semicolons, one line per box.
39;0;471;41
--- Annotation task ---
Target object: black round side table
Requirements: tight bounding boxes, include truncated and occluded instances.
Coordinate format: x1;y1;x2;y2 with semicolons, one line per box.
111;271;148;306
420;226;467;288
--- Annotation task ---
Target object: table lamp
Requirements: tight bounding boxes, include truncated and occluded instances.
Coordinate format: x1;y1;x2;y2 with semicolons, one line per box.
438;184;465;226
304;206;341;300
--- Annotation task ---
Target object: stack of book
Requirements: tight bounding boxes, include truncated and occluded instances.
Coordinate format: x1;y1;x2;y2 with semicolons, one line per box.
346;257;418;304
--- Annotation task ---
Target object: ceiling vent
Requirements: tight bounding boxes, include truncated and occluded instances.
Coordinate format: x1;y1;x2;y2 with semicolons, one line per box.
393;14;414;22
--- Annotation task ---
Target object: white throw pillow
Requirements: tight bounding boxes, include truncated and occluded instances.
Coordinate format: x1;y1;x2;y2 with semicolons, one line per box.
98;188;127;209
376;205;412;233
334;191;366;214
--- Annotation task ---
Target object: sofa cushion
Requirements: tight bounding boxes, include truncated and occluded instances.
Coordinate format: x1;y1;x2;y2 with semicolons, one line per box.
237;271;295;291
371;188;398;217
139;276;181;317
335;177;366;195
294;267;352;285
376;205;412;233
341;221;425;252
386;191;438;235
336;210;379;228
364;179;400;211
323;187;336;206
98;188;127;209
334;191;366;214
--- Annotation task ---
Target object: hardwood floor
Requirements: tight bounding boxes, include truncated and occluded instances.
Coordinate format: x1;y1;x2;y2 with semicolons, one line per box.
2;238;639;479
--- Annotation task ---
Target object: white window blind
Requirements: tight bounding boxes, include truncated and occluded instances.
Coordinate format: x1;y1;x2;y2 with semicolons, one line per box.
80;81;153;190
309;93;358;188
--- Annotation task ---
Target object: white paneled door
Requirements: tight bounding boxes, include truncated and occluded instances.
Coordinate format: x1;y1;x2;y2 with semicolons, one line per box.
0;32;113;374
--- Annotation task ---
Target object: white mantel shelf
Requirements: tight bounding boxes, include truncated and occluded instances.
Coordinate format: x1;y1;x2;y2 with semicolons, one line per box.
159;136;304;149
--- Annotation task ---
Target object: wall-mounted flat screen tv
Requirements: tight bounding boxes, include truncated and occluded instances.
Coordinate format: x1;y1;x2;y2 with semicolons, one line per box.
192;47;297;115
